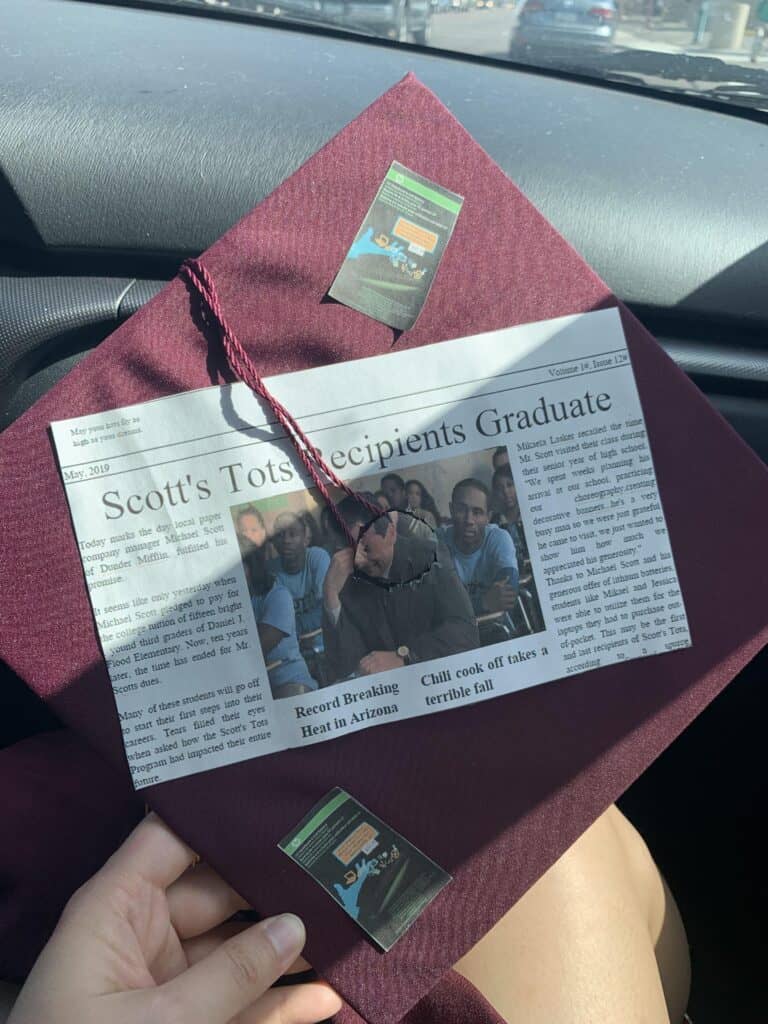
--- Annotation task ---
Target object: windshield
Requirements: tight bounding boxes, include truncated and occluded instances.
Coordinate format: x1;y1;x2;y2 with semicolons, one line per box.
87;0;768;112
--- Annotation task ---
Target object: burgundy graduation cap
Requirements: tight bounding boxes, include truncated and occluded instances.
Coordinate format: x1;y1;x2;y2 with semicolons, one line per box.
1;74;767;1023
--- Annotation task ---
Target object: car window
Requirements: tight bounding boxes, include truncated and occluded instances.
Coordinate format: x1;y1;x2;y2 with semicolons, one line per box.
84;0;768;113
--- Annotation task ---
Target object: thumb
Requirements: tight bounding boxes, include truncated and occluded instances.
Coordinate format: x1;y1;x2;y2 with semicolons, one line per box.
155;914;305;1024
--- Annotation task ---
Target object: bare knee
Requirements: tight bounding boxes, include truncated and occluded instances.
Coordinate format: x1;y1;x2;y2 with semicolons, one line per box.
456;806;690;1024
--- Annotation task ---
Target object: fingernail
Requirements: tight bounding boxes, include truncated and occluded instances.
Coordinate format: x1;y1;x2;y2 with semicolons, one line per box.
264;913;305;962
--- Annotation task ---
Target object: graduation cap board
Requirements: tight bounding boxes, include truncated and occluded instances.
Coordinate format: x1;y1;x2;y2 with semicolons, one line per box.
1;75;766;1023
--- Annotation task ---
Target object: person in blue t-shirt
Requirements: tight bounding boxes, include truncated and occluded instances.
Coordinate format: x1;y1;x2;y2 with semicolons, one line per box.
439;478;519;615
269;511;330;636
244;545;316;699
491;464;530;570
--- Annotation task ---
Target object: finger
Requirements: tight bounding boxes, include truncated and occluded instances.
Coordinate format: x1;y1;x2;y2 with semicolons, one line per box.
232;980;343;1024
148;928;189;986
184;926;313;974
167;863;249;938
287;955;313;974
183;921;250;966
157;914;305;1024
101;813;197;891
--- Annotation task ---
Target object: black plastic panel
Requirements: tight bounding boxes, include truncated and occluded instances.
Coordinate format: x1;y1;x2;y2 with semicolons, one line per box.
0;275;168;428
0;276;130;414
118;279;167;318
659;339;768;385
0;276;130;372
1;0;767;329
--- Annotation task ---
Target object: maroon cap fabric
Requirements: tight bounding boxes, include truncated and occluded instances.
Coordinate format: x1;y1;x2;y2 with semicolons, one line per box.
0;731;144;981
1;74;766;1022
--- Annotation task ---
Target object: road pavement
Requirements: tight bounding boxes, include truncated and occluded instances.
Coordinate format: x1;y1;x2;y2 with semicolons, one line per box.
429;8;515;58
428;6;768;68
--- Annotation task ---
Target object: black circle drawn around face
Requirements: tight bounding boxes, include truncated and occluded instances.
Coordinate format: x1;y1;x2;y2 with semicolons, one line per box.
351;508;438;591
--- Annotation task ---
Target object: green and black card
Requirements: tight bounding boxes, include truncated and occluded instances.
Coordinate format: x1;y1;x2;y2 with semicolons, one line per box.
279;788;451;951
329;162;463;331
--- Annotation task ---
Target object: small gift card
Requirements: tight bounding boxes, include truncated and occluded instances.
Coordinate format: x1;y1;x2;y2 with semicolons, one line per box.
329;162;463;331
279;788;451;950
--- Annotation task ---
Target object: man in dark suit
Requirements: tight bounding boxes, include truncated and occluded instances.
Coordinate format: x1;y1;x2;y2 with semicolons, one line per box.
322;493;478;681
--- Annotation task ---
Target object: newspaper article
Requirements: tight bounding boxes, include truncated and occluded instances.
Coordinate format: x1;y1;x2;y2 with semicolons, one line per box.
51;308;691;788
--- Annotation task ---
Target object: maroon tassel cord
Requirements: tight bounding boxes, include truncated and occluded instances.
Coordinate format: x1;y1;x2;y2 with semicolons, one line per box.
180;258;379;547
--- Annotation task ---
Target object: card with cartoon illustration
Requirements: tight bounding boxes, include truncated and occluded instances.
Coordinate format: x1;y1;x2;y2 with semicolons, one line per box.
279;788;451;950
329;162;463;331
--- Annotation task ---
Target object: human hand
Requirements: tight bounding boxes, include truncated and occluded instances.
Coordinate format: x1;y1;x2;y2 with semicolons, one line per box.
8;814;341;1024
324;547;355;614
482;581;517;612
358;650;404;675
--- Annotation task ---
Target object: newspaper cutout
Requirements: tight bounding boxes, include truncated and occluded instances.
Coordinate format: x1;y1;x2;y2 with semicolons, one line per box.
51;307;691;789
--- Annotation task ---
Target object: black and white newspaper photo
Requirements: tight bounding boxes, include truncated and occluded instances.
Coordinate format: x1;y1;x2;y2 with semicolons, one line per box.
51;308;691;788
